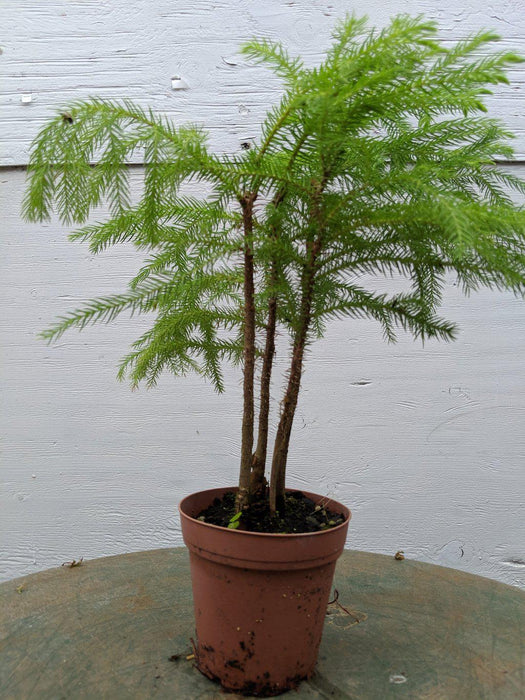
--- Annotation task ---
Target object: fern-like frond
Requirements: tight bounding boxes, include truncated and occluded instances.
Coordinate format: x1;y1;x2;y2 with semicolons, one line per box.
240;38;305;87
24;13;525;396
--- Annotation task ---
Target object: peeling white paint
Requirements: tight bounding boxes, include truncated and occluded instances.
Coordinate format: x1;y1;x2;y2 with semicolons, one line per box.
171;75;189;91
1;1;525;587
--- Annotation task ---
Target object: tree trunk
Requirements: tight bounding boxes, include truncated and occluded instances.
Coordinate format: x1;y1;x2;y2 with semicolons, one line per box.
249;188;287;500
269;238;321;513
250;266;277;498
236;192;257;512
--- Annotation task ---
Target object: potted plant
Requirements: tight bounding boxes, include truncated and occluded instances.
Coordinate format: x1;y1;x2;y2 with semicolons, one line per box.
24;14;525;696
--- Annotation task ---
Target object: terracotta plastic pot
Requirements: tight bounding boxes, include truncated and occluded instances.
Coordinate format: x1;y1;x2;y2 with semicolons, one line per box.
179;486;351;697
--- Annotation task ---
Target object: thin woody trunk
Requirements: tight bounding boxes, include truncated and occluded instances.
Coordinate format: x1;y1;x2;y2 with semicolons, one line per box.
250;263;277;497
250;188;286;498
236;192;257;512
269;239;321;513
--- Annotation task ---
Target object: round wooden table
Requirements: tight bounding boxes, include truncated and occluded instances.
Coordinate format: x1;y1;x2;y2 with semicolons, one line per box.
1;548;523;698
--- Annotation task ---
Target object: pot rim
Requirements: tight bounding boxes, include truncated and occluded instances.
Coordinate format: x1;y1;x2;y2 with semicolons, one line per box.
178;485;351;540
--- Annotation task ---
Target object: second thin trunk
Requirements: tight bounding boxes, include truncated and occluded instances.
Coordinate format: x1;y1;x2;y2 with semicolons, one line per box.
269;239;321;513
250;269;277;497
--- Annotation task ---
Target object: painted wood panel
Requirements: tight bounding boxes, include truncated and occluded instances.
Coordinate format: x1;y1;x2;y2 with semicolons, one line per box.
1;168;524;586
1;0;525;165
1;1;524;586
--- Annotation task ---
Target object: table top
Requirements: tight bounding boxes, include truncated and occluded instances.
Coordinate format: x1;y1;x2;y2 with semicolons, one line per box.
1;548;523;699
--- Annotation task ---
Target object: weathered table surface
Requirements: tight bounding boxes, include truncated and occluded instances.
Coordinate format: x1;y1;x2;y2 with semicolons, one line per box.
1;548;523;699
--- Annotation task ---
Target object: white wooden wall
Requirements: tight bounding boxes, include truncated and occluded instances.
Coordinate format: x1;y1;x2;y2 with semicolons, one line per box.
1;0;524;587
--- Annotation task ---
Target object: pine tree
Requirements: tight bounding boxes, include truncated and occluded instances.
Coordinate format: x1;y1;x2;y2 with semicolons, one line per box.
24;14;525;517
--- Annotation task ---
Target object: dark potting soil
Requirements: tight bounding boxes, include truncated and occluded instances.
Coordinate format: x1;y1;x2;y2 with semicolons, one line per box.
195;490;345;534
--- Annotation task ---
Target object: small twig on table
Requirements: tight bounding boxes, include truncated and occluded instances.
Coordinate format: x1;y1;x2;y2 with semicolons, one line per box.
327;589;362;623
188;637;198;662
62;557;84;568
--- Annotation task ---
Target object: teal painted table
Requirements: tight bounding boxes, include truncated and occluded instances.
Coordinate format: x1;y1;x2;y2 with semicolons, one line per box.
1;548;523;699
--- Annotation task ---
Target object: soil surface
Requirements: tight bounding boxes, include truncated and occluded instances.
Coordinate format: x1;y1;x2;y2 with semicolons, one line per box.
195;490;345;534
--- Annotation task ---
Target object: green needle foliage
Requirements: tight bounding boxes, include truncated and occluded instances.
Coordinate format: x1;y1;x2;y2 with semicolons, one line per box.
24;14;525;514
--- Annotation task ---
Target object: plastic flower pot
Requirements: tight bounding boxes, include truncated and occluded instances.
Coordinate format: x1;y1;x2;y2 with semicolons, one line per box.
179;486;351;696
